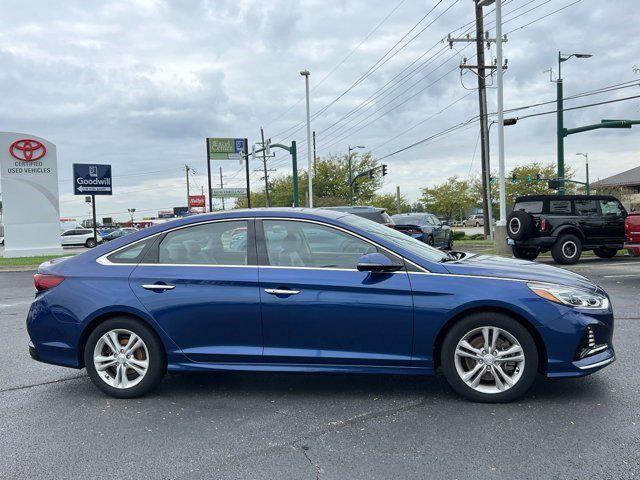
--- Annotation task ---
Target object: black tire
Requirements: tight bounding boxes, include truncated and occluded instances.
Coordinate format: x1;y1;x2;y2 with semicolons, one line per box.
475;221;480;227
507;210;534;240
427;236;434;246
447;236;454;250
85;238;97;248
84;316;166;398
593;247;618;259
551;234;582;265
511;245;539;261
440;312;539;403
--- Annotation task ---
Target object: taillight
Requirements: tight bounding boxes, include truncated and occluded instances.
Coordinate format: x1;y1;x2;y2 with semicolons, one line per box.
34;274;65;292
539;218;548;232
625;221;631;242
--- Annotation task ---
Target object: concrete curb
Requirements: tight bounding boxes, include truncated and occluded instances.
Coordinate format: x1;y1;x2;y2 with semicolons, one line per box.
0;266;38;273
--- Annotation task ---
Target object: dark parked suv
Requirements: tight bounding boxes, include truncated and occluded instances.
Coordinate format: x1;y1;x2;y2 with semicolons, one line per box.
507;195;627;264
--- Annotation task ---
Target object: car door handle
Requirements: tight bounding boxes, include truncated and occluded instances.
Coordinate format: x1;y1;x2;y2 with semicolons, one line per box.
141;284;175;291
264;288;300;296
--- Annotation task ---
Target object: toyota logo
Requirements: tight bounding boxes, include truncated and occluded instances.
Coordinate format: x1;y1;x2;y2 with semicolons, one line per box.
9;139;46;161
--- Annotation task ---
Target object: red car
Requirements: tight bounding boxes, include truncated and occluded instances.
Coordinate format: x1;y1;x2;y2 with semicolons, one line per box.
625;211;640;256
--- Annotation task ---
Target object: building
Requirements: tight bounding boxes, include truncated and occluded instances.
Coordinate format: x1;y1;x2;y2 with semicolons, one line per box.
591;165;640;210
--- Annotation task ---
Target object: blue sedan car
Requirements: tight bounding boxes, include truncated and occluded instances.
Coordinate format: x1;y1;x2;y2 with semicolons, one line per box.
27;208;615;402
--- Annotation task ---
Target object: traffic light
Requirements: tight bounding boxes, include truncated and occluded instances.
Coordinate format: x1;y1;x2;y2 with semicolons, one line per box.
536;173;542;181
382;164;388;176
548;179;561;190
527;175;532;182
511;173;517;183
368;170;374;179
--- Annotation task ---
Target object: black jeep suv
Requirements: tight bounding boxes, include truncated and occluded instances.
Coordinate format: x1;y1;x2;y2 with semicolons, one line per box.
507;195;627;264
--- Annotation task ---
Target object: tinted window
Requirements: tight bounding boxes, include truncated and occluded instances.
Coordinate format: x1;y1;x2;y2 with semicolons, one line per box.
549;200;572;214
600;199;624;217
575;200;598;216
356;211;393;224
107;237;156;264
514;201;543;214
158;221;248;265
429;215;441;226
392;215;427;225
263;220;376;269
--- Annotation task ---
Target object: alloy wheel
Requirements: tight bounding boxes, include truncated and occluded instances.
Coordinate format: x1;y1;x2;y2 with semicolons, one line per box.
93;329;149;389
562;240;578;259
454;326;525;394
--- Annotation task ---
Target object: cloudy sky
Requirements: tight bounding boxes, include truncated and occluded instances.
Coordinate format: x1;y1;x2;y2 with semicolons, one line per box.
1;0;639;221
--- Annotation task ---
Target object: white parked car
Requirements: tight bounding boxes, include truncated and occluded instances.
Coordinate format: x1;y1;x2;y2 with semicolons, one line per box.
60;228;102;248
462;214;484;227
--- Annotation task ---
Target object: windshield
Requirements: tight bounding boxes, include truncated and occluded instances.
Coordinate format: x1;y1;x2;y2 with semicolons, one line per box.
340;213;448;263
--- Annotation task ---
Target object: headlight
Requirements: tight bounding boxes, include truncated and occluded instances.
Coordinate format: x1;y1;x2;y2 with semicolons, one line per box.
527;282;609;310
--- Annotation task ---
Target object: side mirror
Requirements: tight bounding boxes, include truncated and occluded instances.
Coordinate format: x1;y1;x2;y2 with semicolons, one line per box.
357;253;403;273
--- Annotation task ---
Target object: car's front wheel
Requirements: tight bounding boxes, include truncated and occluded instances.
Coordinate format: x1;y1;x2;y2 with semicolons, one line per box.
594;247;618;259
441;312;538;403
84;317;166;398
85;238;97;248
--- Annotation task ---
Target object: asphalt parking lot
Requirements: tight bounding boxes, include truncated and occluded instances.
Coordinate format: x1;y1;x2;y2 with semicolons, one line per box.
1;257;638;479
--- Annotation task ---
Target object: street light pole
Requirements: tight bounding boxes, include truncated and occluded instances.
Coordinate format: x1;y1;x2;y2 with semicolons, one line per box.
347;145;365;206
300;70;313;207
556;52;592;194
576;152;590;194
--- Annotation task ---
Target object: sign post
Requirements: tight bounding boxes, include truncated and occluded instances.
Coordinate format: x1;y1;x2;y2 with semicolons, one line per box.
73;163;112;245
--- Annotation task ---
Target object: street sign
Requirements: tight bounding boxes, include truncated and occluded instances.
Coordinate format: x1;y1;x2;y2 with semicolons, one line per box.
211;187;247;198
207;138;246;161
173;206;189;217
73;163;112;195
188;195;206;208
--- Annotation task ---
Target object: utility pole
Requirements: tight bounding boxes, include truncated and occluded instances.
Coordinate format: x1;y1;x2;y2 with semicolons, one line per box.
396;186;402;214
448;1;504;240
185;164;191;209
260;127;270;207
219;166;225;210
312;130;317;175
495;0;506;227
576;153;590;194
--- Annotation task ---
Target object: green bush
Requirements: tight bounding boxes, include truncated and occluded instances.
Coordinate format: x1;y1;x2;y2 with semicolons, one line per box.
468;233;486;240
452;231;466;240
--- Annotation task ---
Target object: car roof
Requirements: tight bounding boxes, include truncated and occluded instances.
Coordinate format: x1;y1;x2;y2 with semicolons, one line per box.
515;194;620;202
323;206;386;213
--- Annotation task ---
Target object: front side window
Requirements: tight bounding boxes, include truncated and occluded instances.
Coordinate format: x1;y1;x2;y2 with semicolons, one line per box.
599;199;625;217
263;220;376;269
340;214;448;263
158;221;248;265
575;200;598;216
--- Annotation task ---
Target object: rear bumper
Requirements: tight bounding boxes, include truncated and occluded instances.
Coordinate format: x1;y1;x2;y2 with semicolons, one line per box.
624;243;640;256
508;236;555;249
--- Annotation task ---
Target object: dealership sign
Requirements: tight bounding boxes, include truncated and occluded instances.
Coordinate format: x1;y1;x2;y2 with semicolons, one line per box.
73;163;112;195
0;132;62;257
206;138;246;161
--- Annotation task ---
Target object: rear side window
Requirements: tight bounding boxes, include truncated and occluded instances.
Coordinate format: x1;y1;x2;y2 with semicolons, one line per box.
514;201;543;214
107;237;156;264
575;200;598;216
549;200;572;214
157;221;248;265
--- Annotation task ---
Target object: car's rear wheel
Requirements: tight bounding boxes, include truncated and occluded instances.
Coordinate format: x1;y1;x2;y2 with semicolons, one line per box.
511;245;539;261
441;312;538;403
427;236;434;246
551;234;582;265
594;247;618;259
85;238;97;248
84;317;166;398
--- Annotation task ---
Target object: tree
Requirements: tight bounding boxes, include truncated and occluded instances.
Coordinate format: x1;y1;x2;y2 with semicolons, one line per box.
369;193;411;214
235;152;382;208
419;176;474;220
470;161;576;218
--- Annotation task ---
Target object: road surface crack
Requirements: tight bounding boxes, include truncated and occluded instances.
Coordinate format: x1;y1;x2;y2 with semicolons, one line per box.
300;445;321;480
0;374;85;394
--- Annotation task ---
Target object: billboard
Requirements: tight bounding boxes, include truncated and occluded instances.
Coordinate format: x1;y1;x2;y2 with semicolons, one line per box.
0;132;62;257
207;138;246;161
211;187;247;198
188;195;206;208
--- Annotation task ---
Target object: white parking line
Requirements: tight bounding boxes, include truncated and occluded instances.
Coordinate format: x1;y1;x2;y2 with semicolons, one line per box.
0;300;33;308
602;274;640;278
